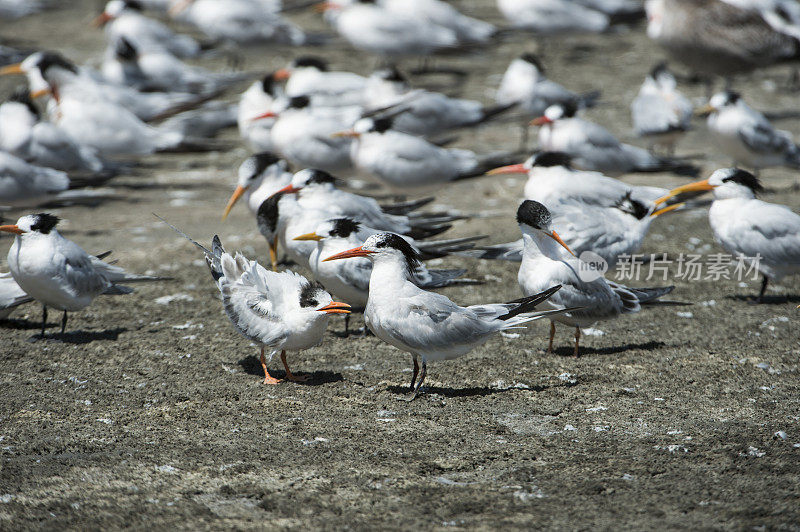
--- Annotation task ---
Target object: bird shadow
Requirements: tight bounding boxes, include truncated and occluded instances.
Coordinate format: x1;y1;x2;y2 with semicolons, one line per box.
237;356;343;386
386;382;554;399
551;340;667;358
23;328;127;345
726;294;800;305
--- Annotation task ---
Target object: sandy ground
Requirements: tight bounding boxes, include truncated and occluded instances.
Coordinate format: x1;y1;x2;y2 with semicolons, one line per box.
1;1;800;529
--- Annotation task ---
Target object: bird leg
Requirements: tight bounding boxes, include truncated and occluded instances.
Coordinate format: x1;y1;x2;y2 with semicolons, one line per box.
409;354;419;391
280;350;308;382
269;236;278;272
260;347;282;384
573;327;581;358
754;275;769;304
344;314;350;336
547;321;555;354
401;357;426;401
519;123;530;153
41;305;48;338
61;310;68;335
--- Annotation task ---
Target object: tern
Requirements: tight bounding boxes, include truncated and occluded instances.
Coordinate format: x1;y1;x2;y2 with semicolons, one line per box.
102;37;249;94
93;0;201;57
222;152;292;220
318;0;458;59
323;231;571;399
159;218;351;384
170;0;306;45
656;168;800;302
645;0;800;77
631;63;693;156
0;152;69;208
263;95;359;174
277;56;367;108
340;117;514;188
238;72;284;153
696;91;800;171
532;103;698;176
1;214;162;336
497;0;610;33
0;0;45;19
0;272;33;319
296;217;477;310
515;200;677;356
0;89;117;179
362;67;514;138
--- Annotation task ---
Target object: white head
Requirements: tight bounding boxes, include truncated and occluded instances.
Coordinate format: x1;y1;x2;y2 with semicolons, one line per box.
289;168;338;191
322;232;421;277
293;218;363;245
659;168;763;203
296;279;351;316
222;152;286;220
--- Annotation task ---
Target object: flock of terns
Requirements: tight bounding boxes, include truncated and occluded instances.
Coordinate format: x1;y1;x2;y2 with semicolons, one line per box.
1;0;800;399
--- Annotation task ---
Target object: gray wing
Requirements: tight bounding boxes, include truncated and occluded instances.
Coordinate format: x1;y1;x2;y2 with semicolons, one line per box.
739;122;796;156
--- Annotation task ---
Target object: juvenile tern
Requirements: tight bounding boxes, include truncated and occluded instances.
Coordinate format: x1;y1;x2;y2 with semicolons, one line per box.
1;214;161;336
515;200;676;356
160;219;350;384
657;168;800;302
697;91;800;171
323;232;570;399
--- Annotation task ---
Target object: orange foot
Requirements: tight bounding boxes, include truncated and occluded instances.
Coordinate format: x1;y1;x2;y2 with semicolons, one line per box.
262;374;282;385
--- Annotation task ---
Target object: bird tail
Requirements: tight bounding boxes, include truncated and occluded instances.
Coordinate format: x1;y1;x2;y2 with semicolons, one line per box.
379;196;435;215
456;151;520;181
414;268;480;288
499;285;563;321
415;235;487;259
474;102;517;125
578;90;602;109
624;145;700;176
627;285;676;304
457;239;523;262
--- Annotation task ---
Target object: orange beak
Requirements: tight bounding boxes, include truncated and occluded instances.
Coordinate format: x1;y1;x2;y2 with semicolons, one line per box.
548;230;574;256
322;246;375;261
650;202;684;217
0;63;23;75
222;185;247;220
654;178;714;205
314;1;342;12
317;301;351;314
273;184;300;196
487;163;527;175
30;88;51;99
293;232;323;241
91;12;113;27
530;116;552;126
0;225;24;235
331;130;360;138
273;68;291;81
250;110;277;122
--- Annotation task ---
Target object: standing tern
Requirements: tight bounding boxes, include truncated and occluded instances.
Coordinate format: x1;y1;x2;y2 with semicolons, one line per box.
696;91;800;171
238;72;283;153
0;152;69;208
160;219;350;384
515;200;677;356
645;0;800;77
656;168;800;302
323;232;570;399
340;117;514;188
1;214;162;336
93;0;201;57
631;63;693;156
532;103;698;176
222;152;292;220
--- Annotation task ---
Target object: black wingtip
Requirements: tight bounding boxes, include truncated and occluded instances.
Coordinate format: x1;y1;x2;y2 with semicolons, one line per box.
500;285;562;321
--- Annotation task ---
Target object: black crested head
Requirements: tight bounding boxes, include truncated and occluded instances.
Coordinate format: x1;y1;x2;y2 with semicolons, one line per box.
115;37;138;62
381;65;407;83
124;0;144;10
722;90;740;105
372;232;421;276
261;72;276;95
256;193;283;236
36;52;77;75
531;151;572;168
722;168;763;194
560;101;578;118
370;117;393;133
356;0;377;3
329;218;360;238
30;213;60;234
299;280;326;308
292;56;328;71
615;192;649;220
247;152;281;177
288;95;310;109
516;200;551;230
304;169;336;185
9;86;39;118
520;53;545;73
650;61;669;79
